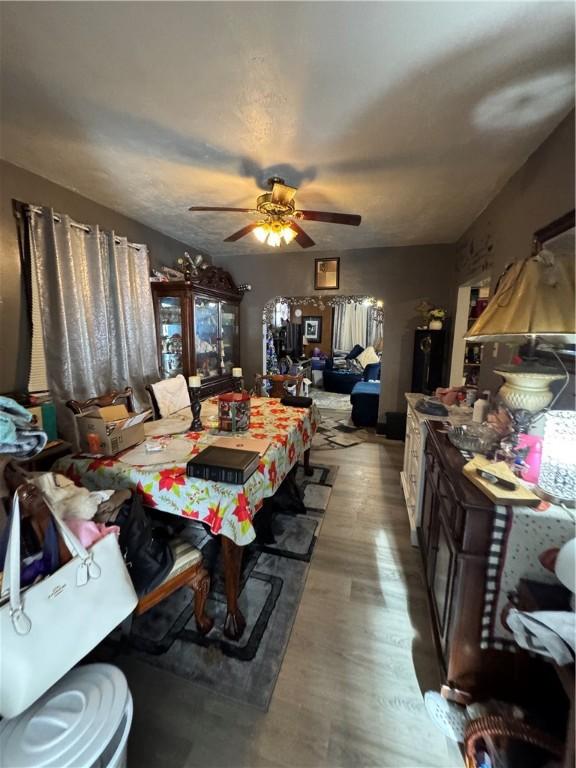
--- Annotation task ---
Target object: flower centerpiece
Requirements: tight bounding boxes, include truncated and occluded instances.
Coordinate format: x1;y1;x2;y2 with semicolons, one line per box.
428;307;447;330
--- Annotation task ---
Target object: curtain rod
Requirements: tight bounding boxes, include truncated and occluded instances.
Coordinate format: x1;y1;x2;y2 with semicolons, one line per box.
21;205;142;251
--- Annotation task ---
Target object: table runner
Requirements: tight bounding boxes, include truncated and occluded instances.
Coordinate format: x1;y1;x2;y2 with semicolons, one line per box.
481;501;574;651
54;398;320;546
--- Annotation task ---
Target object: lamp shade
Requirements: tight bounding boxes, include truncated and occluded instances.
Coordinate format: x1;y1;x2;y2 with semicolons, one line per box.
466;253;575;342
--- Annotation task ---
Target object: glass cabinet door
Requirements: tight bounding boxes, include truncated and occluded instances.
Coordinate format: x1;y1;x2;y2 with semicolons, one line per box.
157;296;184;379
194;297;221;380
221;302;239;376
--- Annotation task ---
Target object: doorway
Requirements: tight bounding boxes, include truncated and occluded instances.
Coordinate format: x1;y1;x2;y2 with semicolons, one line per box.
449;276;491;388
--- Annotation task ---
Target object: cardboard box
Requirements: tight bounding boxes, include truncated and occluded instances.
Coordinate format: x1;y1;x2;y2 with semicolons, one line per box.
75;404;148;456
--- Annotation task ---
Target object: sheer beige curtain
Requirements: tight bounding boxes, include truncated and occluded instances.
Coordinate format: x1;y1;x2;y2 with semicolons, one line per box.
333;303;379;352
24;205;159;442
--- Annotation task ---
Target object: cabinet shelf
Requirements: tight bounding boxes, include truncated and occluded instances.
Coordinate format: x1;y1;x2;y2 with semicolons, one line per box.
152;270;242;397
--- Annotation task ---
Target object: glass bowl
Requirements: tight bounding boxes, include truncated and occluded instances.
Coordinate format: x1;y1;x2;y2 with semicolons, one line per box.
447;423;499;454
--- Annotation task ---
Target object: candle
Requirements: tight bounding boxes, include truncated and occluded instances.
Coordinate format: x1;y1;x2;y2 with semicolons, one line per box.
232;367;243;378
188;375;202;388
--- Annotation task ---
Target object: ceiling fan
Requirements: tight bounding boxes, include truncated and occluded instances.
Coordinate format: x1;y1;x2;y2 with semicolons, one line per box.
188;176;361;248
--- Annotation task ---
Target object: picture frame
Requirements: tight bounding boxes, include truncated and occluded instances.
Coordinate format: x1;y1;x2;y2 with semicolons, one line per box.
314;257;340;290
303;316;322;343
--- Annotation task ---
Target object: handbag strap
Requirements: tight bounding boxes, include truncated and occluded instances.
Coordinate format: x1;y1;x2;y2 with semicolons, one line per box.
2;484;102;635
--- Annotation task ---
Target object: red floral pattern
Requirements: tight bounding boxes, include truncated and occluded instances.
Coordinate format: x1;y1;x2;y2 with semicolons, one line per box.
54;398;319;545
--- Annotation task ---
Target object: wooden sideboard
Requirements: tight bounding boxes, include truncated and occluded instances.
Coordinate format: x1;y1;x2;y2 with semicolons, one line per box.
419;420;572;761
420;420;500;699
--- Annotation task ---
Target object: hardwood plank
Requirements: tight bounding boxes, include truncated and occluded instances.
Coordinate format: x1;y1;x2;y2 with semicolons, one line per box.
124;439;459;768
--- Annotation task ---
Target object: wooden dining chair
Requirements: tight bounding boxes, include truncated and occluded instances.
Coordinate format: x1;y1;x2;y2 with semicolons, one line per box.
66;386;135;415
253;374;304;398
145;376;191;420
4;464;213;637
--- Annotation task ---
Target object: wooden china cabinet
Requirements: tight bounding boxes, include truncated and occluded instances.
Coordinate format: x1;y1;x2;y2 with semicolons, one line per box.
151;266;242;398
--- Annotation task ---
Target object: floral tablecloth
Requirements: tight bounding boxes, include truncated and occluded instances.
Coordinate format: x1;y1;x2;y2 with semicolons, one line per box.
55;398;320;546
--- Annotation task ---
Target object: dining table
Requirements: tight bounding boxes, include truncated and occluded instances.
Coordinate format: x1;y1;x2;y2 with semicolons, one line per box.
55;396;320;639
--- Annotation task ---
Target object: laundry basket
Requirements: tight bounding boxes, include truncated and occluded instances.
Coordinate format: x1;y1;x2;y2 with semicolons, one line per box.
0;664;133;767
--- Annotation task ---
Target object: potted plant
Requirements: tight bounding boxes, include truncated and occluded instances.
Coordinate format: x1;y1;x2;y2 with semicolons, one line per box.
428;307;446;330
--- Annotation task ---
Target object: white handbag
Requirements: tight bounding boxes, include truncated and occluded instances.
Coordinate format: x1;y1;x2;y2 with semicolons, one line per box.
0;487;138;719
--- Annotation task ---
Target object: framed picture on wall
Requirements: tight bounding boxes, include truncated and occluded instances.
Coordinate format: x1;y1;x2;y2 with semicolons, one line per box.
303;316;322;343
314;257;340;290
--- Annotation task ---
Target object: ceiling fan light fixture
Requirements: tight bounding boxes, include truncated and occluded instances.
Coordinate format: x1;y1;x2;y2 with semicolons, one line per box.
253;224;269;243
267;228;282;247
281;225;297;244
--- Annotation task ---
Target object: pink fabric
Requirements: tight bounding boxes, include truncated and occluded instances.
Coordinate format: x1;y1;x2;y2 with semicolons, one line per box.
65;519;120;549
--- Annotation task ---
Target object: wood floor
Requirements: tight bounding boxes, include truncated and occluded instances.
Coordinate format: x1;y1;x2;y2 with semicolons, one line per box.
122;440;462;767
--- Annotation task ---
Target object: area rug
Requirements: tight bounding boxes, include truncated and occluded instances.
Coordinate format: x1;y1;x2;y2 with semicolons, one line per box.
309;388;352;411
104;463;337;711
314;415;373;450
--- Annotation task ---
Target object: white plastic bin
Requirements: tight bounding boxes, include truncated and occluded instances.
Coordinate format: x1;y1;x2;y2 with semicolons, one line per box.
0;664;133;767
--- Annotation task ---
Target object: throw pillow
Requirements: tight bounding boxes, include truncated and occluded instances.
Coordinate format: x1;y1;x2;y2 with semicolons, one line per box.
345;344;364;361
356;345;380;369
347;359;363;373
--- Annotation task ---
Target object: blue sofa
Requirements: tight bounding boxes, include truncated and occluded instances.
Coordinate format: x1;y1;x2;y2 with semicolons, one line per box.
323;362;380;394
351;381;380;427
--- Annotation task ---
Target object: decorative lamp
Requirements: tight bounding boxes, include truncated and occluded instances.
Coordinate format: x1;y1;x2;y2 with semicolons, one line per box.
536;410;576;506
465;251;575;414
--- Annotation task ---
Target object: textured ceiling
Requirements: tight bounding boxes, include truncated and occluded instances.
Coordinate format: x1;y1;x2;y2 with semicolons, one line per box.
1;1;574;255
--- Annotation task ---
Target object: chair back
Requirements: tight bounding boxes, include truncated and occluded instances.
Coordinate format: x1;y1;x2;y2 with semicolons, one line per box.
146;375;191;419
254;374;303;398
66;387;135;416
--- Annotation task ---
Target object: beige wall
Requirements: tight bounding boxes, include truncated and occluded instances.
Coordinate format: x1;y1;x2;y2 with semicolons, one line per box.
453;110;575;404
217;244;456;417
0;160;203;392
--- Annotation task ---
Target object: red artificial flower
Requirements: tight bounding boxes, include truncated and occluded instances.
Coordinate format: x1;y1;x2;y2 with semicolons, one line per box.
269;461;278;487
205;505;223;534
158;467;186;492
136;481;157;508
87;457;116;472
233;493;251;523
64;465;84;486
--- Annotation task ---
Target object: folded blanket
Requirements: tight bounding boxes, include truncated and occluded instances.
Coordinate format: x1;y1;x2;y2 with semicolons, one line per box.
507;608;575;665
0;397;47;458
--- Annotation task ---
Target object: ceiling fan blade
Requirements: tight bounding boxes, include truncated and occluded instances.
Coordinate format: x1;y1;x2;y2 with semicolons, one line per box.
223;222;259;242
271;183;297;206
289;221;315;249
297;210;361;226
188;206;256;213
